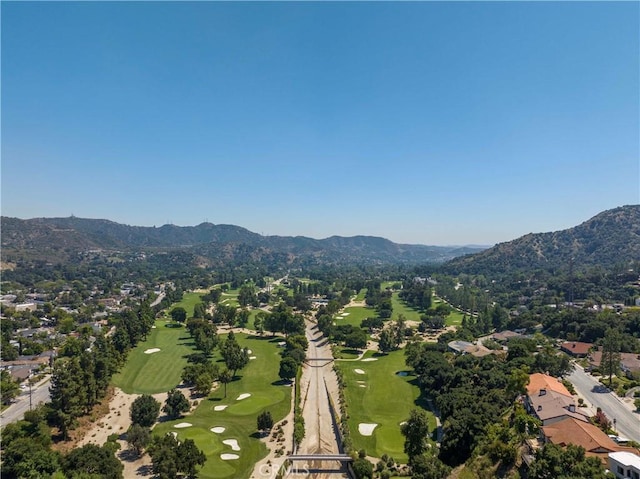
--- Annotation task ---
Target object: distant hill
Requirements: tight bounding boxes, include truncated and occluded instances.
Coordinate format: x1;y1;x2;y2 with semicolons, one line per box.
0;216;487;266
441;205;640;275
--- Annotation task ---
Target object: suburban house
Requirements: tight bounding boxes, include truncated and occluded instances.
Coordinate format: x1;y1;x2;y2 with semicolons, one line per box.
541;417;639;465
525;373;589;425
590;349;640;379
447;340;494;357
560;341;593;358
609;451;640;479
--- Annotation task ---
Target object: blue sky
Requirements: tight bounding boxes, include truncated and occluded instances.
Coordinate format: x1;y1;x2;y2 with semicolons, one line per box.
2;2;638;245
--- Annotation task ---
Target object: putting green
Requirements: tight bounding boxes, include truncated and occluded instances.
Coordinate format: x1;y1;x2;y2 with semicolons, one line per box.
336;349;435;463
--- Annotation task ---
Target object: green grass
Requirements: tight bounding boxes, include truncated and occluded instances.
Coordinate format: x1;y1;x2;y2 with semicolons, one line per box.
336;349;435;463
219;289;240;308
333;306;377;328
167;291;204;318
355;288;367;302
390;292;422;322
432;296;464;326
153;334;292;479
112;320;196;394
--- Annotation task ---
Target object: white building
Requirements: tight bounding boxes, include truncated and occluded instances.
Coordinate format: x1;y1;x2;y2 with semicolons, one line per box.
609;451;640;479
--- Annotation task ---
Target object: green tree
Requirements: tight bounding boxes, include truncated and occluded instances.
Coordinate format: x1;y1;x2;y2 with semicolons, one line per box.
163;389;190;419
409;453;452;479
378;328;396;353
219;369;233;398
126;424;151;456
257;410;274;434
345;329;367;349
130;394;161;427
221;333;249;377
49;356;86;439
278;357;298;381
601;328;622;387
401;409;431;460
170;307;187;323
194;373;213;397
1;369;20;405
352;457;374;479
64;443;123;479
528;443;608;479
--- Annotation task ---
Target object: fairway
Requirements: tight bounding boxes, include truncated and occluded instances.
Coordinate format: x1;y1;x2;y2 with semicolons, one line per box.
167;291;204;318
112;320;196;394
336;349;435;463
153;334;292;479
333;305;377;329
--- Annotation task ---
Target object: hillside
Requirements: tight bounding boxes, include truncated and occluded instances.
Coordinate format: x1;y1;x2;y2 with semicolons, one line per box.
441;205;640;276
0;216;486;267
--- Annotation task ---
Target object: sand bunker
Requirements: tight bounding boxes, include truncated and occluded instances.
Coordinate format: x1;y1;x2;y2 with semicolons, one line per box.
222;439;241;451
341;312;350;316
151;325;157;329
210;427;226;434
359;385;366;388
221;453;239;460
246;349;252;354
361;358;378;362
359;423;378;436
144;348;161;354
236;393;251;400
250;356;257;360
278;341;286;347
171;431;178;438
214;405;228;411
174;422;192;428
354;369;365;375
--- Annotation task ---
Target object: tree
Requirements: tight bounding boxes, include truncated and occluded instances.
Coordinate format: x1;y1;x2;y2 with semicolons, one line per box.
49;356;86;439
219;369;233;398
130;394;161;427
278;357;298;381
257;410;274;434
163;389;190;419
149;433;206;479
345;329;367;349
170;307;187;323
409;453;452;479
601;328;622;387
378;328;396;353
194;373;213;397
352;457;374;479
401;409;431;460
221;333;249;377
1;370;20;405
126;424;151;456
528;443;608;479
63;443;123;479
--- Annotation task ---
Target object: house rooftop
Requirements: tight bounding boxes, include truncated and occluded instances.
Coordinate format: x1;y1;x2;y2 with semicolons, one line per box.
527;372;572;397
528;389;589;423
560;341;593;356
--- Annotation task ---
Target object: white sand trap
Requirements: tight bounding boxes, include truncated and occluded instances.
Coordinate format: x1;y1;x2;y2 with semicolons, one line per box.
359;385;366;388
144;348;161;354
278;341;286;347
341;313;350;317
356;380;365;383
361;358;378;362
214;405;228;411
236;393;251;400
222;439;241;451
221;453;239;460
354;369;365;375
151;325;157;329
246;349;252;354
210;427;226;434
171;432;178;438
174;422;192;428
359;423;378;436
250;356;257;360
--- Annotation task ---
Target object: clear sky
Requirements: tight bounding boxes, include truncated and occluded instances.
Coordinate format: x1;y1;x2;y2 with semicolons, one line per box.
2;1;638;246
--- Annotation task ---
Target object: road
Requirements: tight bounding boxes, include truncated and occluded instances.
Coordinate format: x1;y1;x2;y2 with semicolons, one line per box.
1;376;51;427
568;366;640;443
289;319;348;478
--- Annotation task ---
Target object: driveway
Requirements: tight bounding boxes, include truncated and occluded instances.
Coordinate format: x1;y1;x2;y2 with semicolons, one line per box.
567;365;640;442
1;376;51;427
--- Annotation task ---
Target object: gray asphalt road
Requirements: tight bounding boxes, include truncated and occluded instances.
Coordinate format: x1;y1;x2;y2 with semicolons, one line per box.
567;366;640;442
1;377;51;427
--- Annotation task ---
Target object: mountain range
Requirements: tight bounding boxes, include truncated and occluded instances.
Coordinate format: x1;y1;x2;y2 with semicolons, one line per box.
2;205;639;272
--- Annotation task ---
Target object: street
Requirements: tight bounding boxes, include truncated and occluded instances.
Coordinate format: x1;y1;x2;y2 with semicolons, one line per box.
567;366;640;443
1;376;51;427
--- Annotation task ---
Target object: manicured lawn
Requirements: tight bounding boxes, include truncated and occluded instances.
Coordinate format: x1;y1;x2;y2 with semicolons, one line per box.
390;292;422;322
333;305;377;329
167;291;205;318
432;296;465;326
112;320;196;394
355;288;367;301
336;349;435;463
153;334;292;479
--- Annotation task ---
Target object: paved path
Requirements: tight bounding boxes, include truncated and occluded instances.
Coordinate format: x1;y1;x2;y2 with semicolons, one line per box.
568;365;640;442
1;376;51;427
